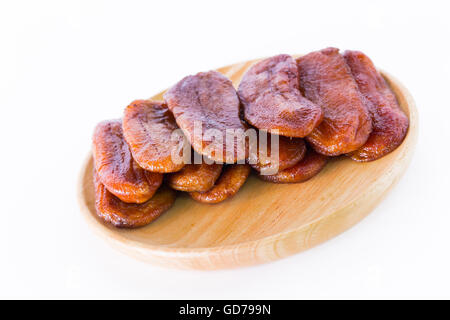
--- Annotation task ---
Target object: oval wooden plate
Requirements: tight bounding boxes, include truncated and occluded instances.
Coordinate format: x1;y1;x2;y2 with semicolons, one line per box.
78;56;418;270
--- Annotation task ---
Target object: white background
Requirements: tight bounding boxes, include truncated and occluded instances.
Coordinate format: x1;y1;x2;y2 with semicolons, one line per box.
1;0;449;299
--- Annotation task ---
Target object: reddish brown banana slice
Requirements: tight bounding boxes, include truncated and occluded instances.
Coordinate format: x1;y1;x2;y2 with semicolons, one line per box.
249;133;306;174
343;50;409;161
123;100;186;173
94;170;176;228
259;148;328;183
297;48;372;156
239;54;323;137
189;164;251;204
164;71;248;163
167;163;223;192
92;119;163;203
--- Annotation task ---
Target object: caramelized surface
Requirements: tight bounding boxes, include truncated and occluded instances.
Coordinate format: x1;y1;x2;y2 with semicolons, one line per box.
164;71;248;163
344;50;409;161
189;164;251;204
259;148;328;183
249;134;306;174
123;100;185;173
297;48;372;156
94;170;176;228
92;120;163;203
238;54;322;137
167;163;223;192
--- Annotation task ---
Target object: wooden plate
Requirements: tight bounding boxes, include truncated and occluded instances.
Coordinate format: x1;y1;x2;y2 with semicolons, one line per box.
78;56;418;270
